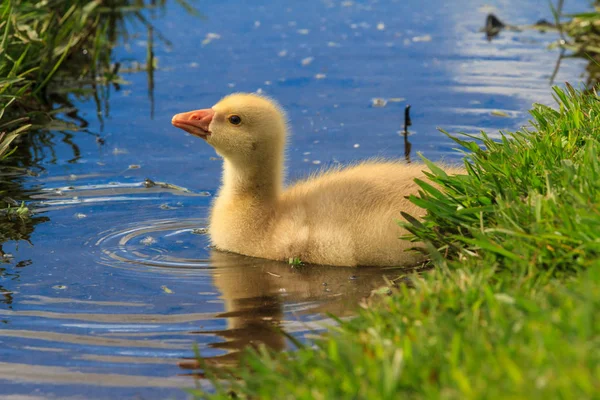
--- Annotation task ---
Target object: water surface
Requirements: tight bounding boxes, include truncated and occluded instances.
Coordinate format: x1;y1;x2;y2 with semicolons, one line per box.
0;0;590;398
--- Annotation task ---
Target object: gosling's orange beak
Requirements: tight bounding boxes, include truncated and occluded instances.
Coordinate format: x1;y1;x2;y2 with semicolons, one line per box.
171;108;215;139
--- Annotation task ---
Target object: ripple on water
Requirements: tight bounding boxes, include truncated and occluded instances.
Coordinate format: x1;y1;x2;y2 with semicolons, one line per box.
93;218;213;273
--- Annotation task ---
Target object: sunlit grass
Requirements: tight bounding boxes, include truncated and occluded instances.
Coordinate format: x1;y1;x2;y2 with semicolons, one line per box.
190;87;600;399
403;84;600;272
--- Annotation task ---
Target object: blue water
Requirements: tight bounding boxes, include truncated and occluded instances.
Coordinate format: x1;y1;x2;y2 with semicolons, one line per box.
0;0;590;398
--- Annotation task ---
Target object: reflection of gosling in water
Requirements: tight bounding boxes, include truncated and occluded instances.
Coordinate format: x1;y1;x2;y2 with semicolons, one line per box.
178;250;407;370
172;93;463;267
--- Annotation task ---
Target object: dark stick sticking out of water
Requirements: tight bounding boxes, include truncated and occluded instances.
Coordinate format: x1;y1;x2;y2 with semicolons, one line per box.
403;104;412;163
485;14;505;41
147;26;156;119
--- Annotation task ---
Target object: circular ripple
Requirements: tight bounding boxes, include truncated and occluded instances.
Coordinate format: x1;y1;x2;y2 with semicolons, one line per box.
94;218;213;273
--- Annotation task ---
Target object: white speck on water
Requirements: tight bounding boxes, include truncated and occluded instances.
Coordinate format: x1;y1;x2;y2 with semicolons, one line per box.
256;88;264;94
371;98;387;107
388;97;406;103
189;62;199;68
297;28;310;35
128;164;140;169
264;80;272;85
303;152;311;155
377;22;385;31
491;110;510;117
278;50;288;57
303;158;310;162
315;73;326;79
312;160;321;165
353;144;360;148
69;174;77;180
141;236;157;246
301;57;314;66
228;83;236;88
412;34;432;42
254;20;261;28
202;32;221;46
478;5;498;13
74;213;87;219
112;148;128;155
327;41;340;47
313;140;320;144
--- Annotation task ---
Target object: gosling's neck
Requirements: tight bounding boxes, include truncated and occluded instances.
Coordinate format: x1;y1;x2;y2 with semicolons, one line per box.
220;156;283;202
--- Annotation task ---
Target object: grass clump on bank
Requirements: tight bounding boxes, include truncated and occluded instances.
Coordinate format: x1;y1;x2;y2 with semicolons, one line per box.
0;0;199;252
0;0;199;159
1;0;114;157
557;1;600;87
405;84;600;271
189;87;600;399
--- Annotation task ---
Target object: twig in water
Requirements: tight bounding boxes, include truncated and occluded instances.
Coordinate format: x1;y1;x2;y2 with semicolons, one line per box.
403;105;412;163
550;48;566;85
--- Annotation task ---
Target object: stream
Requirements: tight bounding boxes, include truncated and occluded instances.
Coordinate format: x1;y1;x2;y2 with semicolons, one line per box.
0;0;590;398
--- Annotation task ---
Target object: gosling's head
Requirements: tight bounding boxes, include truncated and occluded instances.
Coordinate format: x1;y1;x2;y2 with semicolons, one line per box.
172;93;288;164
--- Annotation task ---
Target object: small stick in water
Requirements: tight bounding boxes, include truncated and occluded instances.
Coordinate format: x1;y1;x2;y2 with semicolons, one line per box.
403;105;412;163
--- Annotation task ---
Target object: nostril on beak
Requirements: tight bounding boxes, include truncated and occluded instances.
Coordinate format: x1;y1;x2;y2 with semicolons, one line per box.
172;109;214;133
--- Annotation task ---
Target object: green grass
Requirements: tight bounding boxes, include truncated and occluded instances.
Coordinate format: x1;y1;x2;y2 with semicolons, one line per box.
552;1;600;87
189;87;600;399
0;0;199;159
0;0;199;246
1;0;108;157
403;84;600;272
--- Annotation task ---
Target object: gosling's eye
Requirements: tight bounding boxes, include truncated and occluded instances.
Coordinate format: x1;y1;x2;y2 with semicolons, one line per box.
228;115;242;125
